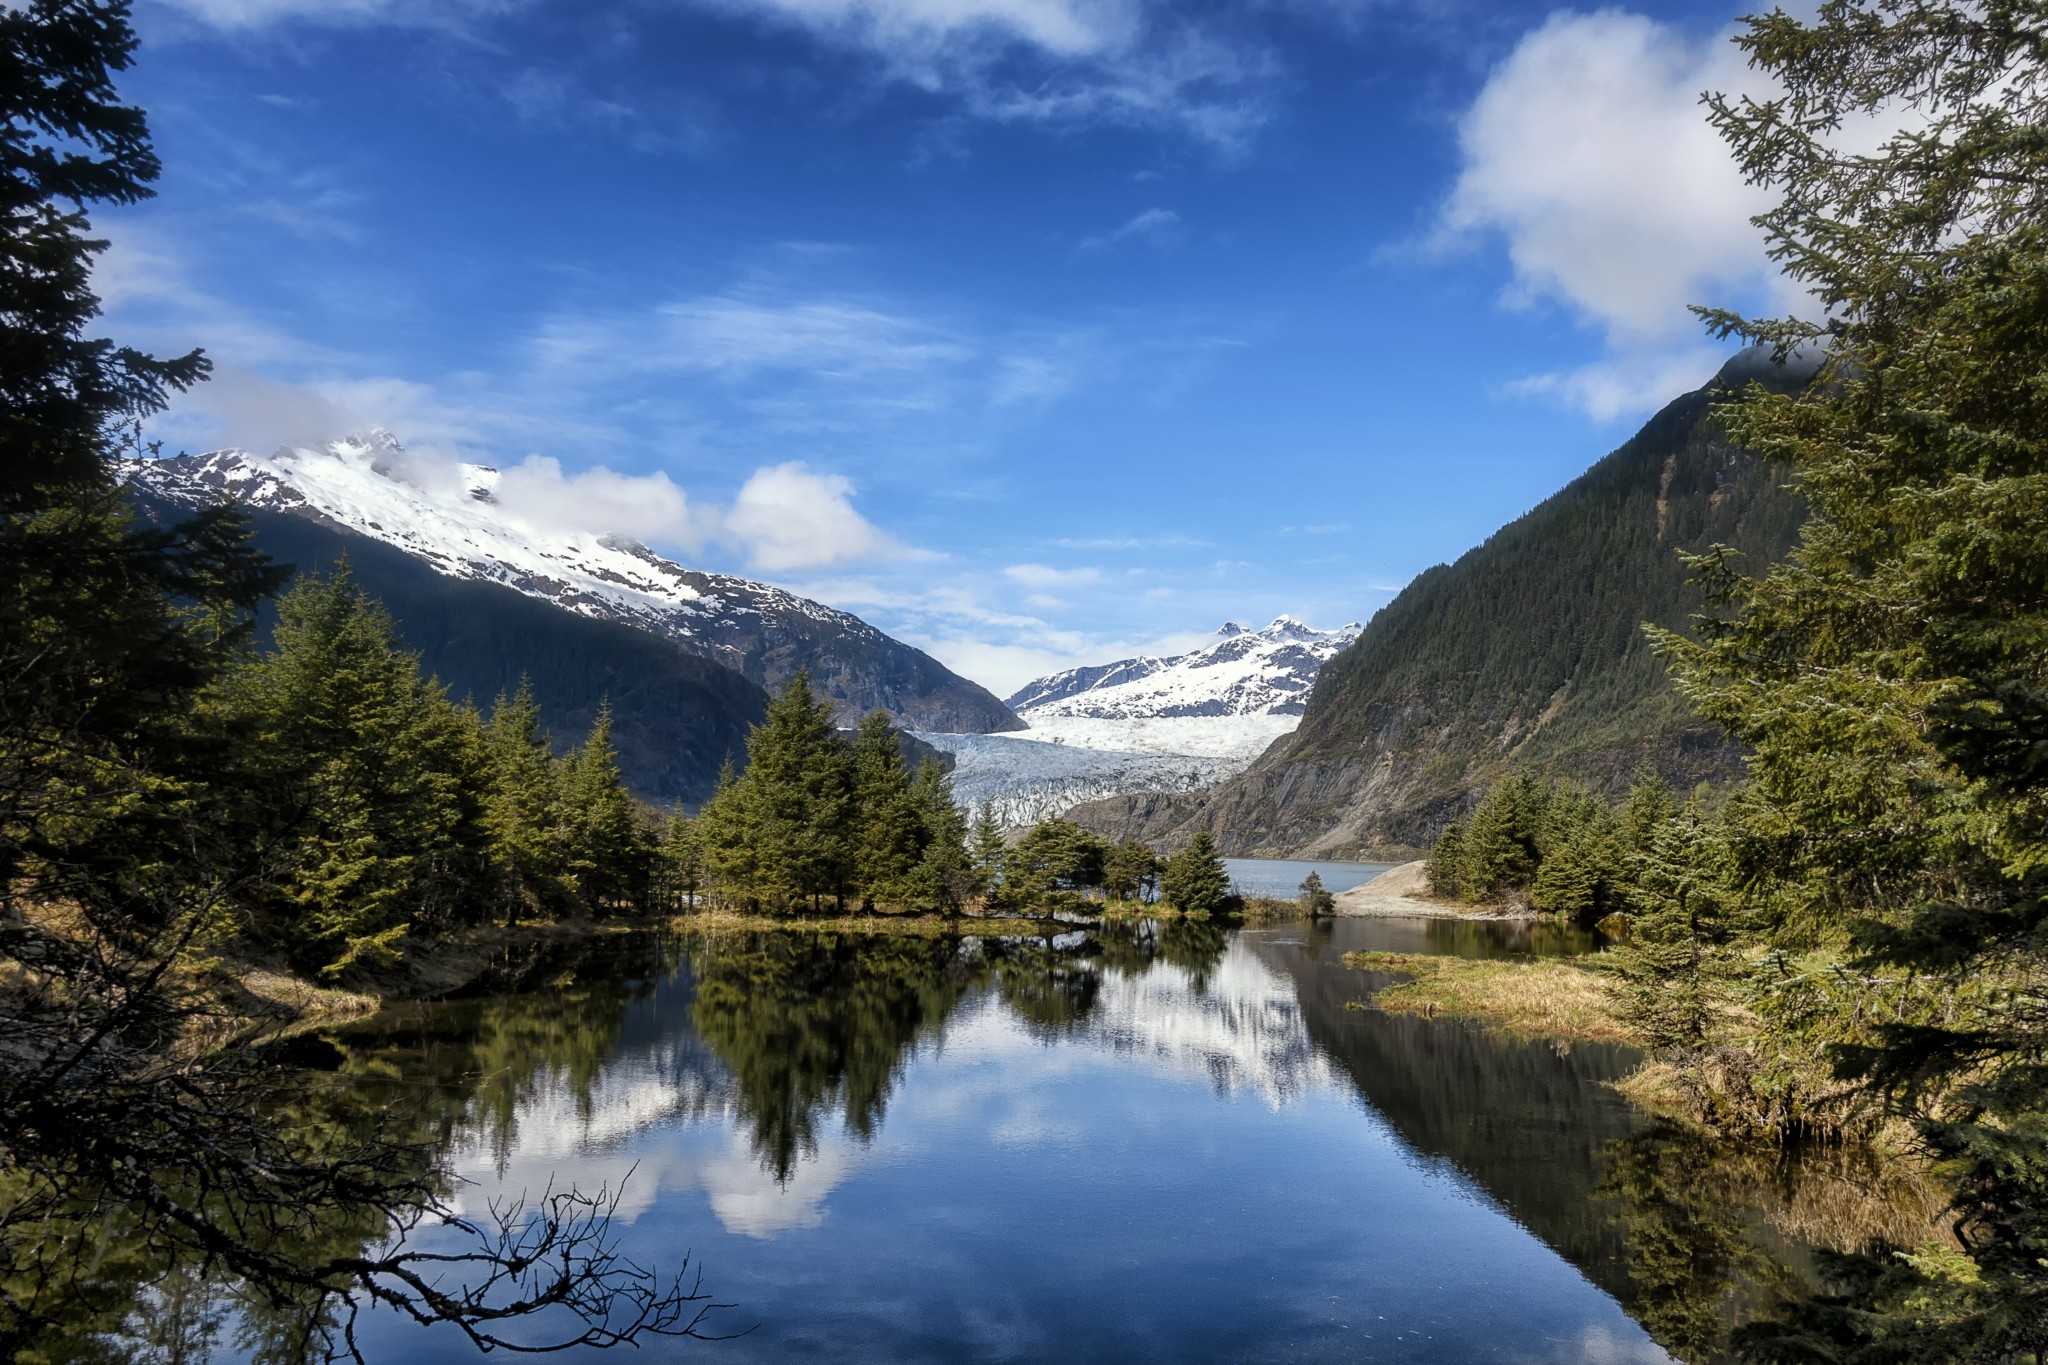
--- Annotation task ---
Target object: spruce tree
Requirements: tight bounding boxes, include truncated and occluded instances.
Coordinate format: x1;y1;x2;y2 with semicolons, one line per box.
1425;822;1466;898
483;678;570;921
968;802;1007;904
724;672;853;913
906;759;971;913
850;710;919;910
563;701;642;914
228;565;487;974
1298;869;1336;919
1159;831;1231;916
1652;3;2048;1351
663;806;703;911
1103;839;1160;904
1457;775;1543;901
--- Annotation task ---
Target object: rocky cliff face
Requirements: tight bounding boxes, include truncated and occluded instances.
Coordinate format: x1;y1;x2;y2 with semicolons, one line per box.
1070;353;1812;857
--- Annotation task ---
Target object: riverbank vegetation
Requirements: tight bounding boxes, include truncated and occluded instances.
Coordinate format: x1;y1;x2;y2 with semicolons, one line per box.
1410;5;2048;1355
0;7;726;1356
1343;951;1641;1046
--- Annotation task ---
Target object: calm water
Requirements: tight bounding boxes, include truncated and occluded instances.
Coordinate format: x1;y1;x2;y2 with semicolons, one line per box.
1224;856;1392;898
174;921;1936;1363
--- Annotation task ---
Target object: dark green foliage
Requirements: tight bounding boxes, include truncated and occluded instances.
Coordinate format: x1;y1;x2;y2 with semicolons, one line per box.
3;6;705;1355
1423;774;1657;920
968;802;1006;894
1611;801;1737;1058
1000;818;1109;908
1649;2;2048;1352
692;676;972;914
1104;838;1160;903
227;566;494;973
168;497;768;805
1298;870;1336;918
1159;831;1231;916
1425;823;1466;898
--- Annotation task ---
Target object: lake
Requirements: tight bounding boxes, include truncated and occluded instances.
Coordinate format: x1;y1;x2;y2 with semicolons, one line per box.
1223;856;1393;898
185;916;1937;1364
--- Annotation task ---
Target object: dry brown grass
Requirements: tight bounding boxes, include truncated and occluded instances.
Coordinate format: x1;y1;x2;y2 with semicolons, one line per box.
1342;950;1643;1045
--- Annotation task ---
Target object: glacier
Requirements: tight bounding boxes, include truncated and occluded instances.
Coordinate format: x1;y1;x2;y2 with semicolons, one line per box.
925;616;1360;827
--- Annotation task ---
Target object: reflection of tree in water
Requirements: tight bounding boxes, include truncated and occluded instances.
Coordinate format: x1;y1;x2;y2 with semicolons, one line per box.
687;922;1236;1181
22;933;687;1363
688;931;991;1181
1597;1120;1950;1364
991;933;1102;1040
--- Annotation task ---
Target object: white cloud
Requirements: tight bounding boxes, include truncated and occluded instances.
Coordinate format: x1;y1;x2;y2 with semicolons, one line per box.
1439;10;1805;418
727;462;915;572
1003;562;1101;588
1079;206;1180;252
1444;11;1775;342
692;0;1272;148
495;456;708;546
720;0;1140;58
152;0;502;29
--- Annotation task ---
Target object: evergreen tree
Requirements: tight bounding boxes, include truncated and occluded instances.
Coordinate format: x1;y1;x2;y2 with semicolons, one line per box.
1457;774;1544;901
1425;821;1466;898
1159;831;1231;916
1002;818;1108;907
483;678;571;921
1649;2;2048;1351
1612;802;1737;1060
1298;869;1336;918
228;565;488;974
2;7;707;1352
906;759;972;913
968;802;1007;903
717;672;853;913
1103;839;1160;904
662;806;703;911
850;710;919;910
1529;807;1624;922
562;701;643;914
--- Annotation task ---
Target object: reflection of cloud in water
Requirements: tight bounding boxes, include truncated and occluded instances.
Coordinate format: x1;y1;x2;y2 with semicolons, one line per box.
441;936;1356;1239
951;942;1346;1109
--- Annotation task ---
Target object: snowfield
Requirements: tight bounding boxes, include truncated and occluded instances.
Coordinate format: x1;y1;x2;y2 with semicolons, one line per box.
913;732;1244;830
932;617;1360;827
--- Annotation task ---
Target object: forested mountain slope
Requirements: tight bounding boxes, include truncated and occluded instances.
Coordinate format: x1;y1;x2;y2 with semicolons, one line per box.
1070;351;1813;857
135;493;768;805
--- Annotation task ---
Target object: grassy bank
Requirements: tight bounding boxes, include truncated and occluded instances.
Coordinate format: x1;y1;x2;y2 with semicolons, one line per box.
1342;950;1642;1046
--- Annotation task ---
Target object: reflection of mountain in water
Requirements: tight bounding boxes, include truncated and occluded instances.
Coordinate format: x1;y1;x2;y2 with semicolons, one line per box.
1241;925;1648;1304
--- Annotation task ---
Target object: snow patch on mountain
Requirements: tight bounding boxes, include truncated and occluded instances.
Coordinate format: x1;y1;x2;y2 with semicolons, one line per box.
928;617;1359;827
127;433;1019;732
1008;615;1360;720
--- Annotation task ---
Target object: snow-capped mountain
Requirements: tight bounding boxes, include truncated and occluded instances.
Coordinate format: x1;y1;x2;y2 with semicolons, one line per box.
920;616;1360;828
129;434;1019;733
1007;616;1360;720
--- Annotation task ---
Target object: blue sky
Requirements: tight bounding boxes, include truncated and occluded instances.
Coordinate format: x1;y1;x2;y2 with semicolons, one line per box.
106;0;1801;694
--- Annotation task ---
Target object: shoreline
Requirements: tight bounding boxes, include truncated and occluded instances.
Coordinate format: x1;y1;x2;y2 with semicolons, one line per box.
1342;948;1643;1045
1333;860;1536;920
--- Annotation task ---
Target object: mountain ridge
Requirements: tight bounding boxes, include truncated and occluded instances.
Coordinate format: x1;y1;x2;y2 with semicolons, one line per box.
1008;615;1361;720
1067;352;1813;857
131;434;1020;734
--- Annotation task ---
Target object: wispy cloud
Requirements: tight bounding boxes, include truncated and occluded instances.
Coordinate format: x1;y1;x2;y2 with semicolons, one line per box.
1079;206;1180;253
1003;562;1101;588
686;0;1276;149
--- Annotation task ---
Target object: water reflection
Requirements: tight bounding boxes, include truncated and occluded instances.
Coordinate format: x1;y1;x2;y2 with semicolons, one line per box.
78;923;1948;1364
